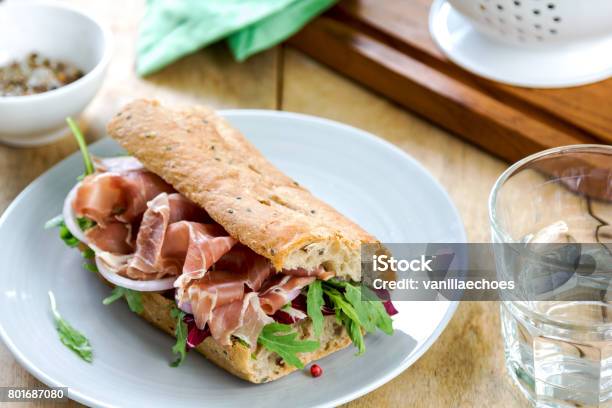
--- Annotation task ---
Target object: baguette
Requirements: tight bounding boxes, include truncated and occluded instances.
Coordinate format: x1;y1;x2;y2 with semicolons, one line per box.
107;99;379;281
83;100;387;383
139;292;352;383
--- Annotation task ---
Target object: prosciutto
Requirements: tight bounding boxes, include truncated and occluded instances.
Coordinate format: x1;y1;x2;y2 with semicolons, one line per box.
176;245;273;331
213;245;274;291
232;293;274;348
186;270;248;330
85;221;133;254
73;169;174;226
282;266;335;281
258;275;316;315
208;292;273;347
126;193;230;280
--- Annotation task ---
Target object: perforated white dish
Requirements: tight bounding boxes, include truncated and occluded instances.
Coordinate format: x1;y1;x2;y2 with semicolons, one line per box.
429;0;612;88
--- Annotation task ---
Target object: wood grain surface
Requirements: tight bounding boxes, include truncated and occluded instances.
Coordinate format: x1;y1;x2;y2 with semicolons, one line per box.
0;1;529;407
288;0;612;163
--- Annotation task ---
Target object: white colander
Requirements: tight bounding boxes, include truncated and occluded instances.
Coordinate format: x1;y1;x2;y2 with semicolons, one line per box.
429;0;612;88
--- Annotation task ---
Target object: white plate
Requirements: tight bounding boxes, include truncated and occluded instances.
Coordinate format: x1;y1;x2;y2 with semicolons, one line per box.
0;111;466;408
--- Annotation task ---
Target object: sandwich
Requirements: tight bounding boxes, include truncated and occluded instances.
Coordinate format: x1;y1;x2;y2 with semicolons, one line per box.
52;99;397;383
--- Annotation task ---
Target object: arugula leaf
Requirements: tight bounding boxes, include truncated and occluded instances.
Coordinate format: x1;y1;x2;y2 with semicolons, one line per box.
44;214;64;229
257;323;320;369
83;262;98;273
343;315;365;355
46;213;94;250
58;222;80;247
170;307;188;367
77;217;96;231
320;280;394;355
322;286;362;325
48;291;93;362
67;117;94;176
102;287;143;314
124;290;143;314
82;247;95;260
45;214;83;248
330;280;393;335
306;280;324;338
46;215;98;274
102;288;124;305
360;285;394;335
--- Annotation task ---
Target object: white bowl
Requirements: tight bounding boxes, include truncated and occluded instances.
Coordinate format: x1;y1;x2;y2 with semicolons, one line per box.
0;2;112;147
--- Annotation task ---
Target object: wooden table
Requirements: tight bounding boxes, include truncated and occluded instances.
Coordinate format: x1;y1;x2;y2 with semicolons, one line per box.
0;1;529;407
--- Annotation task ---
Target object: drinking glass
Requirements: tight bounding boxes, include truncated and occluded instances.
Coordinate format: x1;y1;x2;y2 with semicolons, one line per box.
489;145;612;407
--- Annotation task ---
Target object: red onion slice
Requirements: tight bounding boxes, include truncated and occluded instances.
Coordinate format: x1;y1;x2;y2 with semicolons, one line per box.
95;256;176;292
63;182;87;244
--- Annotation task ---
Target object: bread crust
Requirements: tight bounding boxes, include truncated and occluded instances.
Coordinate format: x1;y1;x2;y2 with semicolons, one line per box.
107;99;378;280
139;293;352;383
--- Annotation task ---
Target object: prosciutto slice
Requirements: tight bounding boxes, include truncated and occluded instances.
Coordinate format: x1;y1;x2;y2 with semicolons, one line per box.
163;222;237;286
258;275;316;315
176;245;274;329
126;193;224;279
186;270;247;330
85;221;134;254
232;293;274;348
208;292;273;348
281;266;335;281
73;170;174;226
213;245;274;291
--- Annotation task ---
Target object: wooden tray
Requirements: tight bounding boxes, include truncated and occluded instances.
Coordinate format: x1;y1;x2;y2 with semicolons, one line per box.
287;0;612;162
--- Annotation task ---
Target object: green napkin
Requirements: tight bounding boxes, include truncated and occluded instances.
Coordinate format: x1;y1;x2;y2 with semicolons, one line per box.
137;0;336;77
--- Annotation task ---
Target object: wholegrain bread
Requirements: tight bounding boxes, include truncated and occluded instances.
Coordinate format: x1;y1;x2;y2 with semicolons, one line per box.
107;99;379;281
140;293;352;383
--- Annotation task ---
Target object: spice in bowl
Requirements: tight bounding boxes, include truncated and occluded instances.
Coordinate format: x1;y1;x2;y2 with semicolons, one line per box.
0;52;84;97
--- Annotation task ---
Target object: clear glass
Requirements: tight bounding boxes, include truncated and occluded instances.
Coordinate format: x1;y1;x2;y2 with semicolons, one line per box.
489;145;612;407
